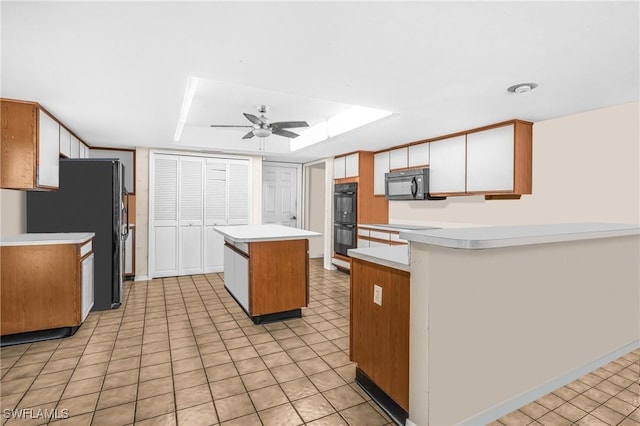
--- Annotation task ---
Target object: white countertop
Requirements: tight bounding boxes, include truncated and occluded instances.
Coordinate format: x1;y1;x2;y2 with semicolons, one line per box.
359;221;482;232
400;222;640;249
348;245;410;272
0;232;95;246
213;224;321;242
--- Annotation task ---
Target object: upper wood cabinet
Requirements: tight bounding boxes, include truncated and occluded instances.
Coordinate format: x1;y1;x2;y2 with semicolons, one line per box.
466;124;515;192
334;152;359;179
429;135;467;194
1;99;59;190
389;147;408;170
408;142;429;167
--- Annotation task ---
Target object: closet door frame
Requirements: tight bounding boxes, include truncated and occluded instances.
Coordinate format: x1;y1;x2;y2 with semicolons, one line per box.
149;150;253;279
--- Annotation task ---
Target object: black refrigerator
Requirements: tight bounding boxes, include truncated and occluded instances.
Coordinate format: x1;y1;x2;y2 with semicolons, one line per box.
27;158;129;311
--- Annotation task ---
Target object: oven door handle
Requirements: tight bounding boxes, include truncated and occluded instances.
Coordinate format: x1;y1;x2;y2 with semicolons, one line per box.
411;177;418;198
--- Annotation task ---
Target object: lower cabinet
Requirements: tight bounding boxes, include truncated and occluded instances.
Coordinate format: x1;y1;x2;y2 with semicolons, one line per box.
0;238;94;335
223;239;308;323
350;257;410;413
124;226;134;277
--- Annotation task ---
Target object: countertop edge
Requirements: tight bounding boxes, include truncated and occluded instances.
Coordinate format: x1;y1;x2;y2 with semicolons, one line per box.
400;225;640;249
348;247;410;272
0;233;95;246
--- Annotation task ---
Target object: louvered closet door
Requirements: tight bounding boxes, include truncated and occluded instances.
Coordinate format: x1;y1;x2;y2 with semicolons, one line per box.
227;160;250;225
179;157;205;275
153;155;179;277
204;159;227;272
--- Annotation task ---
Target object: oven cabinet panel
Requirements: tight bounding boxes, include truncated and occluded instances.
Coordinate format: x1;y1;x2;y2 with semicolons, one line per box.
351;258;410;411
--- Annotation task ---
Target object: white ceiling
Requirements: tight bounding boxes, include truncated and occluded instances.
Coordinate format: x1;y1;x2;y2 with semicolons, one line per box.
2;2;638;163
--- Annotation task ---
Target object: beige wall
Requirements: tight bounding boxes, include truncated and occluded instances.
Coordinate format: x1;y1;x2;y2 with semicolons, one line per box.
134;148;150;278
305;163;326;257
0;189;26;237
390;101;640;226
409;235;640;425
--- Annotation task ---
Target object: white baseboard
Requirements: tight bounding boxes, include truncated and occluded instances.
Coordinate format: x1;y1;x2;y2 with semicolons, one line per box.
458;339;640;425
134;275;150;281
405;419;419;426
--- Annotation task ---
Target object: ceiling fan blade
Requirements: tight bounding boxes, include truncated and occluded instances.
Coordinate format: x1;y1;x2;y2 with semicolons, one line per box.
242;130;255;139
271;121;309;129
272;128;300;138
243;113;264;125
210;124;253;128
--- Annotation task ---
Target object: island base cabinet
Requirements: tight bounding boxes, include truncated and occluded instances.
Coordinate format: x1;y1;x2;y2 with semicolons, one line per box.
1;243;91;337
350;258;410;422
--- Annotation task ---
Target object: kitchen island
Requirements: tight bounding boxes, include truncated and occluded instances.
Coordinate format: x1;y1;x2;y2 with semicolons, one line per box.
1;232;95;346
399;222;640;426
213;225;321;324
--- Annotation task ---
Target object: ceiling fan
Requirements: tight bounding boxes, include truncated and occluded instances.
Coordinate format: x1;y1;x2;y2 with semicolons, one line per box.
210;105;309;139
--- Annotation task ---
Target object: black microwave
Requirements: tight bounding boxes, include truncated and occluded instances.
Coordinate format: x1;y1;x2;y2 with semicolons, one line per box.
385;168;446;200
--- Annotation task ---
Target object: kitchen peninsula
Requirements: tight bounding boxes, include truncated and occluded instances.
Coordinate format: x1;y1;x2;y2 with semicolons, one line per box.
399;223;639;426
213;224;320;324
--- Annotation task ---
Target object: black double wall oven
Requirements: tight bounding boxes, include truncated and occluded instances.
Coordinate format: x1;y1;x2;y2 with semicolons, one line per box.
334;183;357;256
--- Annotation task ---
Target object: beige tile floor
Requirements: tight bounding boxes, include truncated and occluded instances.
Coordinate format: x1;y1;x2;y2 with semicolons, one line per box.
0;258;638;425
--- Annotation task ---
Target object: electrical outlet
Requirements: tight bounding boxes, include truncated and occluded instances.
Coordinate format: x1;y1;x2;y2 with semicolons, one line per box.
373;285;382;306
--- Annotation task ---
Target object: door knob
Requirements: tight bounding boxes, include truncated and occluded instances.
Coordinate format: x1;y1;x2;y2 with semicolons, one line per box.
291;215;297;220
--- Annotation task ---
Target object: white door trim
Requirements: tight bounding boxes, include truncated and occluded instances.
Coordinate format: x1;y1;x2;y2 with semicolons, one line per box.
262;161;303;228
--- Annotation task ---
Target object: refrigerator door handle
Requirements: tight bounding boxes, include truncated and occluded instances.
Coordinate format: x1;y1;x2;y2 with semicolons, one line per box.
121;189;130;241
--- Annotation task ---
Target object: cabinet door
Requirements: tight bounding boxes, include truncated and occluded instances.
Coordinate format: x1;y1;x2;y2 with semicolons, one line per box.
408;143;430;167
429;135;466;194
37;110;60;188
373;152;389;196
152;155;179;277
81;253;95;321
234;252;249;312
124;227;134;275
70;135;80;158
178;157;204;275
466;125;514;192
345;153;359;177
389;147;408;170
334;156;346;179
227;160;249;225
59;126;71;158
357;238;370;248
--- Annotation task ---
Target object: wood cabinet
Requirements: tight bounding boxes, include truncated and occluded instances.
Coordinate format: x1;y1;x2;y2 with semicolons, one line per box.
334;152;359;179
389;147;408;170
224;238;308;323
1;99;60;190
1;236;94;336
408;142;430;167
351;257;410;411
357;226;407;247
373;151;390;196
429;135;467;194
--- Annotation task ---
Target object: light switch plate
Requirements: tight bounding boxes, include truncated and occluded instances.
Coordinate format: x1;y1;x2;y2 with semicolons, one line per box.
373;284;382;306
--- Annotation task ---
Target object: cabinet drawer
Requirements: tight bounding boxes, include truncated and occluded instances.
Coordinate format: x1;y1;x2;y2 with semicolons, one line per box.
389;233;407;243
358;228;371;237
370;230;391;241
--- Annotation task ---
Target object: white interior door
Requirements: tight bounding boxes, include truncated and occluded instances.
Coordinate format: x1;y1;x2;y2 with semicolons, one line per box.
152;155;179;277
178;157;204;275
262;164;299;227
205;159;227;272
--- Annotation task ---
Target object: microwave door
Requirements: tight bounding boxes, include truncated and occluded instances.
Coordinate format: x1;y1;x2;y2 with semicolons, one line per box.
386;177;415;200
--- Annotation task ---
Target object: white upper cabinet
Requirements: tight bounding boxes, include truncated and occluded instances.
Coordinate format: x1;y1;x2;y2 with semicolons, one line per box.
334;153;359;179
334;156;346;179
70;135;80;158
429;135;466;194
466;124;515;192
37;110;60;188
59;126;71;158
344;153;359;178
408;143;430;167
373;151;390;196
389;147;408;170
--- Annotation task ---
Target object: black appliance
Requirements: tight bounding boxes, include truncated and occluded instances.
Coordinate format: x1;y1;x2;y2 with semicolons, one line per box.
334;183;357;256
27;159;129;311
385;168;446;200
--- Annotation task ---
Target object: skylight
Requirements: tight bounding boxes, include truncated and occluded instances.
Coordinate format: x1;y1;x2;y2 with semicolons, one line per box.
290;106;392;152
173;76;199;142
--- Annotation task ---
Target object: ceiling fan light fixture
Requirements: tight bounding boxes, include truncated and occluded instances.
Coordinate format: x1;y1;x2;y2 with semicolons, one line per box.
253;127;272;138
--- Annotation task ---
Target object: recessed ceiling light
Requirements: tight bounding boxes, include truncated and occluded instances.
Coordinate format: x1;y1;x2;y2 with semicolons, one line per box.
507;82;538;94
